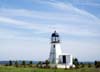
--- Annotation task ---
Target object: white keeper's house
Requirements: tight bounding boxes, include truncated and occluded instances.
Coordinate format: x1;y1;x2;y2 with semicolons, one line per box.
49;31;75;69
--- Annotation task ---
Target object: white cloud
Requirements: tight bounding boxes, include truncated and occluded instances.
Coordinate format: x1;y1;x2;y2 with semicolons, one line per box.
79;3;100;6
0;4;100;37
72;0;100;6
0;16;100;38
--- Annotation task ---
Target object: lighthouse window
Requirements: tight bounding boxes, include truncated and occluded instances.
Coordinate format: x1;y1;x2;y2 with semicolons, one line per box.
53;45;55;48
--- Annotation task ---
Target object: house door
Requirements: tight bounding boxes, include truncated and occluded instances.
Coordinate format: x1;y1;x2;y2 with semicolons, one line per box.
63;55;66;63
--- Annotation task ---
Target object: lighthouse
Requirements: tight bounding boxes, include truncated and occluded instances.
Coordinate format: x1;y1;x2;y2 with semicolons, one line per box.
49;31;75;68
49;31;62;64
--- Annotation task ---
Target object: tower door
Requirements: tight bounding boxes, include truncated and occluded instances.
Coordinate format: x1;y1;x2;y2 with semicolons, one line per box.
63;55;66;63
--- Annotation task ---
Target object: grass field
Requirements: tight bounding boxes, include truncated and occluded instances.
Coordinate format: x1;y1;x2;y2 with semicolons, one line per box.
0;65;100;72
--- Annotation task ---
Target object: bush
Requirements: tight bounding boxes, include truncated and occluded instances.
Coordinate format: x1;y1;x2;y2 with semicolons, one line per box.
9;60;13;66
37;61;42;68
5;64;9;66
73;58;79;68
22;60;26;68
15;61;19;67
80;62;85;68
88;63;92;68
29;61;33;67
95;61;100;68
45;60;50;68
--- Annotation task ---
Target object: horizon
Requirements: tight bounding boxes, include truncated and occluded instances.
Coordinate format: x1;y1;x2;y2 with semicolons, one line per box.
0;0;100;61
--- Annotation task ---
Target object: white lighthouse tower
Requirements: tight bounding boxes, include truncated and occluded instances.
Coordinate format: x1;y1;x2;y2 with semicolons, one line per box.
49;31;62;64
49;31;75;68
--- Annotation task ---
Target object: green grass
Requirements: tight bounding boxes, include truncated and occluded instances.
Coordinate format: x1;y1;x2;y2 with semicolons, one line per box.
0;65;100;72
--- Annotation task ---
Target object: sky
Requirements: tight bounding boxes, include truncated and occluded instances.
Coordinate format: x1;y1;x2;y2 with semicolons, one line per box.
0;0;100;61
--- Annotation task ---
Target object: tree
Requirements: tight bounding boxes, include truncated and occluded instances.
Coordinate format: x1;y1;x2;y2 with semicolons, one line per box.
37;61;42;68
45;60;50;68
29;61;33;67
95;61;100;68
22;60;26;68
15;61;18;67
73;58;79;68
80;62;84;68
9;60;13;66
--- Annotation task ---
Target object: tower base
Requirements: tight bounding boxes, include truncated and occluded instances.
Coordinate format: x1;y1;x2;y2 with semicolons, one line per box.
49;64;75;69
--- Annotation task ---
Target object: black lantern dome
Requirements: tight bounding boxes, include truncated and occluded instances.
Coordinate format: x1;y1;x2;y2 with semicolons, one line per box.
52;31;59;37
51;31;60;43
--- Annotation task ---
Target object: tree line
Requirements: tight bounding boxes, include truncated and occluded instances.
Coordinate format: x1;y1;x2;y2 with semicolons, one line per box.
6;60;33;67
73;58;100;69
6;59;100;69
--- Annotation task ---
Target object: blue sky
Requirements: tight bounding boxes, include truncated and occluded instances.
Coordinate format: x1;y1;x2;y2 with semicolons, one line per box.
0;0;100;61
